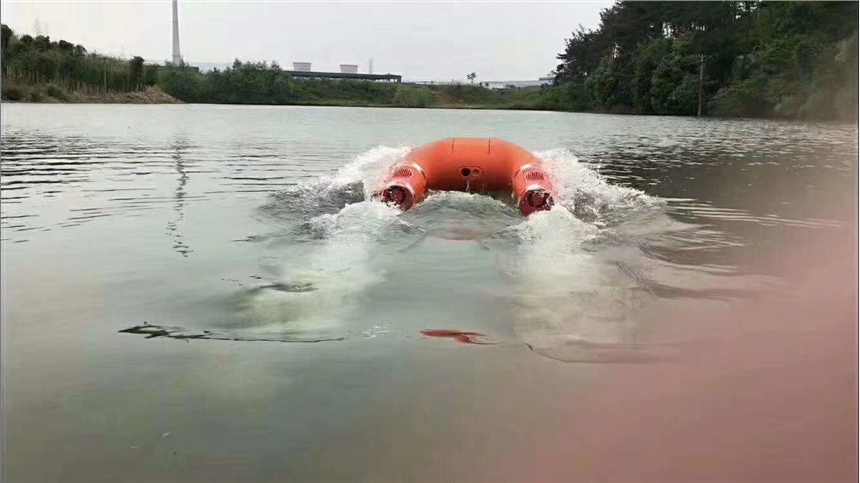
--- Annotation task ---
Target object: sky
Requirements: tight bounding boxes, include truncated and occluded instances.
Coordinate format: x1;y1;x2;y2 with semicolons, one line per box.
1;1;612;82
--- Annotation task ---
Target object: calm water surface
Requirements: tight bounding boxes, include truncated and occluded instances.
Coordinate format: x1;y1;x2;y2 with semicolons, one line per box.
1;104;856;481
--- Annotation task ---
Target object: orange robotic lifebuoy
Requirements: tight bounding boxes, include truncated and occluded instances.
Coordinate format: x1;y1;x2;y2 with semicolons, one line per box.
375;138;554;216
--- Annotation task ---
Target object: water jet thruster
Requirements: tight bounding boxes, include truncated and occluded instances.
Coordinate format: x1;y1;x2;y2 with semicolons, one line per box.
375;138;554;216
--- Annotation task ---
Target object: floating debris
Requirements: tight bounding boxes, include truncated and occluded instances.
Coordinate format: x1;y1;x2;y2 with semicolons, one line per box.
118;321;346;343
230;234;275;243
419;329;499;345
524;339;680;364
250;282;318;294
361;325;390;339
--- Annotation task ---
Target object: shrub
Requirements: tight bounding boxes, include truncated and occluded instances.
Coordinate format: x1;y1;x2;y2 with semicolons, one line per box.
45;83;67;100
394;85;432;107
1;83;25;100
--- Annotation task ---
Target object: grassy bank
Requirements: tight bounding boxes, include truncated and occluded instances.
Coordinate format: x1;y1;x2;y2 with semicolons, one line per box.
155;60;566;111
1;23;178;104
1;80;179;104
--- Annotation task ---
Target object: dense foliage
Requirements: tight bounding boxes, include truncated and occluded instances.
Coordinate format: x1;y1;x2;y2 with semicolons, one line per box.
1;23;159;101
552;1;858;119
156;59;553;109
3;3;857;120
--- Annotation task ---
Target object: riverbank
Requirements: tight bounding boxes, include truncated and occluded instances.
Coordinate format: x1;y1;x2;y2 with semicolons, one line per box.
0;90;543;111
1;82;181;104
153;63;563;112
2;82;855;122
152;60;858;121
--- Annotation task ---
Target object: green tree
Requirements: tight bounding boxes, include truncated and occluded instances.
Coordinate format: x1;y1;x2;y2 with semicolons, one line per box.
1;24;13;52
553;0;858;119
128;56;144;89
1;24;153;97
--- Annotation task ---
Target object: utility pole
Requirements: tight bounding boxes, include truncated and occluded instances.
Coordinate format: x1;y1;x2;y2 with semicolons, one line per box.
697;55;705;117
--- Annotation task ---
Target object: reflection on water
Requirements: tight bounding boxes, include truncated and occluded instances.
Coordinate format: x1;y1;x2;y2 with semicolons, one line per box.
167;138;192;257
2;112;855;357
1;105;856;482
118;321;347;343
110;136;847;363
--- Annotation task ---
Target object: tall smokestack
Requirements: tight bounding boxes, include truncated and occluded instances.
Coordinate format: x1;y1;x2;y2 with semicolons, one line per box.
172;0;182;65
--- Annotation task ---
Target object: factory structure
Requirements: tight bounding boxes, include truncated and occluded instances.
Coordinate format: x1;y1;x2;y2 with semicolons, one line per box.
285;62;401;83
170;2;542;86
171;0;183;65
170;1;399;81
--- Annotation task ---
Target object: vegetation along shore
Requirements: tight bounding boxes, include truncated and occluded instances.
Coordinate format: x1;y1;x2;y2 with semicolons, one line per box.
2;1;857;120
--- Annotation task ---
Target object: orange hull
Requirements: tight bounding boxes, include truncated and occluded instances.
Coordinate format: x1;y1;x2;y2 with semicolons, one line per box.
375;138;554;215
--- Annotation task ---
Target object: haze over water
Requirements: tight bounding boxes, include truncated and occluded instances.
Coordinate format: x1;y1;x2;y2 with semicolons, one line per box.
2;104;856;481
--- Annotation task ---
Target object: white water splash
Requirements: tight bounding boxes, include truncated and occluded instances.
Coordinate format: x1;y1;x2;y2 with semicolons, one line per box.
251;144;679;353
246;200;405;338
243;145;435;339
506;150;663;354
326;145;414;199
534;148;662;226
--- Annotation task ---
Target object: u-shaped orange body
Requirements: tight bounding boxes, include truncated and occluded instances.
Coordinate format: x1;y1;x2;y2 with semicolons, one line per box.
375;138;554;216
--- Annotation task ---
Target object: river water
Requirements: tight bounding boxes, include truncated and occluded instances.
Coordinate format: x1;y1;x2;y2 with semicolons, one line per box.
1;104;857;482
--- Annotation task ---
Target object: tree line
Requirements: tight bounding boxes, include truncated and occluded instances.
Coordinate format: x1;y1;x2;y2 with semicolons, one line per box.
1;23;160;100
552;1;858;119
156;59;552;108
0;23;541;108
3;3;858;120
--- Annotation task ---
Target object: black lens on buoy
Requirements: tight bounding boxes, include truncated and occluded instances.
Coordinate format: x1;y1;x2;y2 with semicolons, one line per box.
386;186;405;203
527;190;553;209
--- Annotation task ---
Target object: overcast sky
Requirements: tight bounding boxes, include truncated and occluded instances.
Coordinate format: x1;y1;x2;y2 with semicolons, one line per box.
1;1;611;81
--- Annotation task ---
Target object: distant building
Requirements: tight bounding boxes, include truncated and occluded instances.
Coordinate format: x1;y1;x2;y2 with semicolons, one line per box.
286;62;398;81
164;61;399;81
158;63;199;73
284;70;401;82
406;78;553;89
483;78;553;89
189;62;231;73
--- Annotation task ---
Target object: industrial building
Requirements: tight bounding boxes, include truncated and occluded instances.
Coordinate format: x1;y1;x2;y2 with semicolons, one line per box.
170;2;400;81
285;62;401;82
407;77;553;89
